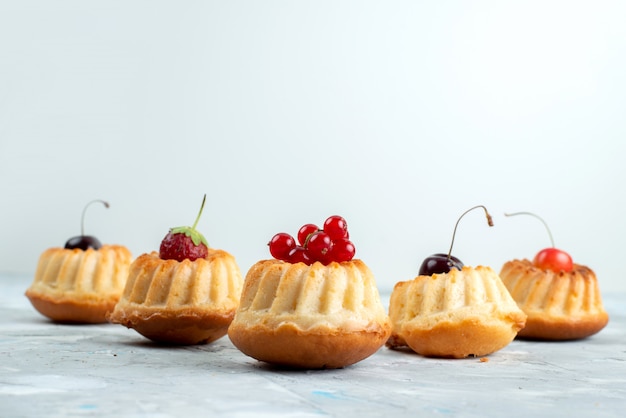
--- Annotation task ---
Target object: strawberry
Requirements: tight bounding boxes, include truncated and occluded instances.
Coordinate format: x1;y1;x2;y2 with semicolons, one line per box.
159;195;209;262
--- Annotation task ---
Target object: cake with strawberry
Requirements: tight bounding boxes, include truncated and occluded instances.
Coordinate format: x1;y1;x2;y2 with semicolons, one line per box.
108;195;243;345
228;216;391;369
25;200;132;323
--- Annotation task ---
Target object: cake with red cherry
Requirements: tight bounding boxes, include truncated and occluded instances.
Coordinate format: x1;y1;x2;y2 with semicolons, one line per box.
228;216;391;369
499;259;608;340
499;212;609;340
108;195;244;344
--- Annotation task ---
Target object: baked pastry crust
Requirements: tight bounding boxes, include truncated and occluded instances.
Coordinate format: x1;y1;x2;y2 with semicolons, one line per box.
25;245;132;323
387;266;527;358
108;249;243;345
228;259;391;369
499;259;609;340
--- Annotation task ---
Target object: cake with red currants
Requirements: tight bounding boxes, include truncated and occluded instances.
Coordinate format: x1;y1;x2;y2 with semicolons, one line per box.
499;212;609;340
108;196;244;344
25;200;132;323
228;215;391;369
386;206;527;358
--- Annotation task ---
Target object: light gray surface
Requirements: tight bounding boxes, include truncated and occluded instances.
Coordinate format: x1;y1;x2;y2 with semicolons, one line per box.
1;272;624;417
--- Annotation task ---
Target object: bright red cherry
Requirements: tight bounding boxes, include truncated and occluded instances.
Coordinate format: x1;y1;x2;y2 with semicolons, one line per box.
64;199;110;250
268;233;296;260
323;215;349;241
533;248;573;273
297;223;319;245
419;205;493;276
505;211;574;273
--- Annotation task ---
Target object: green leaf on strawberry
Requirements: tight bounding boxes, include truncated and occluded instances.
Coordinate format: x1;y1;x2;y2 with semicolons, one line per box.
169;226;208;247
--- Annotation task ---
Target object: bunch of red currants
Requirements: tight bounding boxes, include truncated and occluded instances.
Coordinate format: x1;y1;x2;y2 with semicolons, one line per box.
268;215;356;265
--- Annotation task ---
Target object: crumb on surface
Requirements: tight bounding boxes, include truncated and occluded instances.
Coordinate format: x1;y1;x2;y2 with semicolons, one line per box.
479;357;489;363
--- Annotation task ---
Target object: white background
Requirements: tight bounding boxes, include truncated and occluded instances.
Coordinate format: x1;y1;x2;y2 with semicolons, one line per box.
1;1;625;293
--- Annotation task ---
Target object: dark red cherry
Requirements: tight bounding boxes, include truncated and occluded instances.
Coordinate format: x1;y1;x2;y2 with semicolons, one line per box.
64;199;109;250
418;253;464;275
65;235;102;250
418;205;493;276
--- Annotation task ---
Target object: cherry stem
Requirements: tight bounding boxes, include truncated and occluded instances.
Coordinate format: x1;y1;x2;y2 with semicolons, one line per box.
504;211;555;247
81;200;109;235
447;205;494;261
191;194;207;231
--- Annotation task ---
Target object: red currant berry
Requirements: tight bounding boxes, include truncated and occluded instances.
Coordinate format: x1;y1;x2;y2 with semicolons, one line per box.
329;238;356;263
297;223;319;245
288;246;312;265
323;215;349;241
268;233;296;260
306;231;332;263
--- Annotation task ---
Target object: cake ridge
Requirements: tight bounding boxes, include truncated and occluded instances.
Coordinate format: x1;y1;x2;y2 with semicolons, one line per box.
294;265;323;314
78;251;98;293
167;262;193;307
270;263;304;314
126;261;149;303
145;262;174;306
247;262;278;311
58;250;81;291
341;263;361;311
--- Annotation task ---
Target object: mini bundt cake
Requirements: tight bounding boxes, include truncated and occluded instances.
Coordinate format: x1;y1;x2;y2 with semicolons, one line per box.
108;249;243;345
26;245;132;323
499;259;608;340
228;259;391;369
387;265;527;358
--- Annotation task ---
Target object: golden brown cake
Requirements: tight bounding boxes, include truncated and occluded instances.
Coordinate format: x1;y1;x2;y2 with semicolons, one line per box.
228;259;391;369
499;259;609;340
25;245;132;323
387;266;527;358
108;249;243;345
